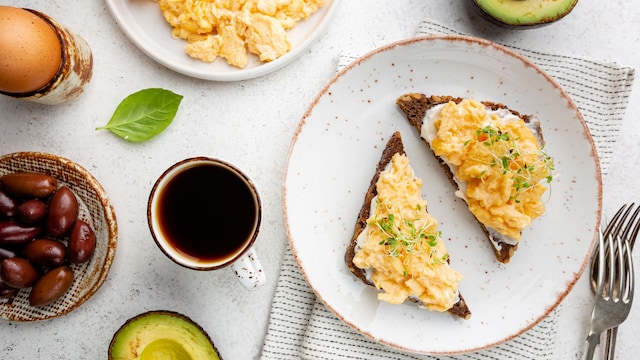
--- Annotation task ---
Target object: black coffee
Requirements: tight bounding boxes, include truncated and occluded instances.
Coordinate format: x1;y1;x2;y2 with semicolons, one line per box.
156;163;258;264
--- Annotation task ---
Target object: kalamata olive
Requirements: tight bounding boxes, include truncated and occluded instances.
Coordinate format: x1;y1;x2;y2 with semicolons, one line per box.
67;219;96;264
16;199;48;225
0;172;57;199
23;239;67;267
46;186;78;236
29;265;74;307
0;279;18;299
0;257;41;289
0;189;17;218
0;220;43;247
0;247;15;261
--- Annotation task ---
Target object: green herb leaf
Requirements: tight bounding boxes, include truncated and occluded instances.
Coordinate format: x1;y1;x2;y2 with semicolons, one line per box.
96;88;183;142
468;124;555;203
373;203;441;258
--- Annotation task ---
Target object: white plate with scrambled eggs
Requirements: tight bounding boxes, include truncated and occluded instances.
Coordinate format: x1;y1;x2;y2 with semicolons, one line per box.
283;35;601;355
105;0;339;81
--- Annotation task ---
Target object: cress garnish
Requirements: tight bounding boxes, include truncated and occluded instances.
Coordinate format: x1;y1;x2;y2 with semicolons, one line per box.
370;201;449;268
466;125;554;203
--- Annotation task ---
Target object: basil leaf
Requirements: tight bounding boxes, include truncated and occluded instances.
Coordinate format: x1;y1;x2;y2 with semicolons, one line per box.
96;88;183;142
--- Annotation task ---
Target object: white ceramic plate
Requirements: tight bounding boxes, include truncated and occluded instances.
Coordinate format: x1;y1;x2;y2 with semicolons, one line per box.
104;0;339;81
283;35;602;355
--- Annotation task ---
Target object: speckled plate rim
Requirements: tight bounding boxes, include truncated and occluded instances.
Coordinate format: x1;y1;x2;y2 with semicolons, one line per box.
0;152;117;322
104;0;340;81
283;35;602;355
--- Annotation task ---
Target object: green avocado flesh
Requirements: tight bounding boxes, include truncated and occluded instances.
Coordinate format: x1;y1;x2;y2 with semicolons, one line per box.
473;0;578;26
109;311;220;360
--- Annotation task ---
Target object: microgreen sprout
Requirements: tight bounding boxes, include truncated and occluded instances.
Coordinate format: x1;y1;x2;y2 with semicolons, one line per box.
468;125;554;203
371;201;442;259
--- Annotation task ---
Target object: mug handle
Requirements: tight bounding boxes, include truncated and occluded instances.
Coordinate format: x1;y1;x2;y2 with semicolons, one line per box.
231;247;265;289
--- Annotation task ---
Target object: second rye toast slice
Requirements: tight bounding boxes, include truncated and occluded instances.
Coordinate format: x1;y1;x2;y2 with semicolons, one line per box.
345;131;471;319
396;93;553;264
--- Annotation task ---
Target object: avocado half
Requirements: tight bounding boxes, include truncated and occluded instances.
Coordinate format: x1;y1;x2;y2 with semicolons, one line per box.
469;0;579;28
109;310;221;360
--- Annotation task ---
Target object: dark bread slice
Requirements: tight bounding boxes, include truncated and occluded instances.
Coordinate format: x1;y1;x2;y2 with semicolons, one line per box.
345;131;471;320
396;93;545;263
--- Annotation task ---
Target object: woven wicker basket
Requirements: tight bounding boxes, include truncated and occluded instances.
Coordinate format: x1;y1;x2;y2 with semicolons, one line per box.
0;152;117;321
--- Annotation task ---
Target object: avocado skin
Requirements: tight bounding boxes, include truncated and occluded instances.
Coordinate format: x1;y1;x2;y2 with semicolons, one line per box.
109;310;221;360
468;0;579;29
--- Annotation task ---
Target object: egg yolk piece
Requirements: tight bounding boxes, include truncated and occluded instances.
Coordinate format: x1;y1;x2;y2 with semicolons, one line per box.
353;154;463;312
157;0;325;68
431;99;553;241
0;7;62;94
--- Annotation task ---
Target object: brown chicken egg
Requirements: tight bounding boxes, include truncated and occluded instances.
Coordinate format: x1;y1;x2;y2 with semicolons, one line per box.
0;6;62;94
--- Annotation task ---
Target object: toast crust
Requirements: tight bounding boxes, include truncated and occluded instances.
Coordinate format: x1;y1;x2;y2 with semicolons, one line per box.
345;132;405;286
395;93;546;263
345;131;471;320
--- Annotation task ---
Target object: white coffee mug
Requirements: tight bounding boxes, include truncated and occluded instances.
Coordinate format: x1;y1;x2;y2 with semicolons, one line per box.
147;157;265;290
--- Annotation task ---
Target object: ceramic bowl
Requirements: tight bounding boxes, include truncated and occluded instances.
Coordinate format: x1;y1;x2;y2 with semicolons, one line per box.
0;152;117;321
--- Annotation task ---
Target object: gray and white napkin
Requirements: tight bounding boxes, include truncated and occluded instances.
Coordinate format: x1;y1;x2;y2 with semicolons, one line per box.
261;18;635;360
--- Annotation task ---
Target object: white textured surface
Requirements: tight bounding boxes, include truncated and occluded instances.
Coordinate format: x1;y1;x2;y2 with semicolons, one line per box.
0;1;638;359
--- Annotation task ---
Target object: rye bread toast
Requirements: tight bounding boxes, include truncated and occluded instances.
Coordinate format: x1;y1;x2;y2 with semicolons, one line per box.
396;93;546;264
345;131;471;320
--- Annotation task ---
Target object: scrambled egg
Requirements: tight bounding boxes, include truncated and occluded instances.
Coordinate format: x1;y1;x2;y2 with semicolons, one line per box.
352;153;463;312
156;0;325;68
430;99;553;241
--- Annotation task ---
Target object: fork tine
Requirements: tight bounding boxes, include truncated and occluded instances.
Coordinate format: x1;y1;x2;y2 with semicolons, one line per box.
620;208;638;301
606;203;635;238
625;205;640;249
606;204;631;235
612;233;625;300
625;237;634;300
604;229;617;298
610;204;639;300
597;204;636;281
622;235;634;301
619;203;640;244
596;205;630;264
596;228;607;295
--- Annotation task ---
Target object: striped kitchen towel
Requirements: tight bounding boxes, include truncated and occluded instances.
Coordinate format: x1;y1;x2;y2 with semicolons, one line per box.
262;247;559;359
261;17;635;360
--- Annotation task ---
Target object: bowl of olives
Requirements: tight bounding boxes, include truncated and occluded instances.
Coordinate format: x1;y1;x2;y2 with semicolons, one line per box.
0;152;117;321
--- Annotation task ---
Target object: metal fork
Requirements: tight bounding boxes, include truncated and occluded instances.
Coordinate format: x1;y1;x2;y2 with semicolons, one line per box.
584;213;636;360
590;204;640;359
